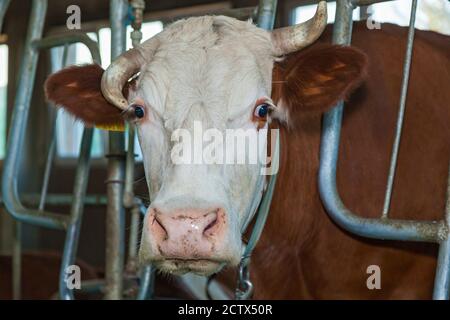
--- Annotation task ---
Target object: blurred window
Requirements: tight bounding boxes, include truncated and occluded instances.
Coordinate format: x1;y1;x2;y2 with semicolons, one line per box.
292;0;450;35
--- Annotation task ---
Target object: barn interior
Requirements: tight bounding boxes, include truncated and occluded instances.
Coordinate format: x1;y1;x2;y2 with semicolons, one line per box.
0;0;448;300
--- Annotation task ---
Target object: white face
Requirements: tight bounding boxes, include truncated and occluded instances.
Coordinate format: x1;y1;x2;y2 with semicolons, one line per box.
130;16;277;275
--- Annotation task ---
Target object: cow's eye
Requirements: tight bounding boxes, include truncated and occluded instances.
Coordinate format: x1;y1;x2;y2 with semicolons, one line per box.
123;103;147;122
134;105;145;118
254;103;269;118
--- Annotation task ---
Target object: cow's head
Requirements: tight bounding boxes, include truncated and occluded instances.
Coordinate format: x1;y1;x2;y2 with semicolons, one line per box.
45;2;367;275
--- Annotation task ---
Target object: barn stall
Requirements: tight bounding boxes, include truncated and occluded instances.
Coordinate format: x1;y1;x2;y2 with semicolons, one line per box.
0;0;449;301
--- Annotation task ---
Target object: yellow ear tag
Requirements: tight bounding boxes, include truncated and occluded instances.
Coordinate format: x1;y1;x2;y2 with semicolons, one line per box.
95;123;126;132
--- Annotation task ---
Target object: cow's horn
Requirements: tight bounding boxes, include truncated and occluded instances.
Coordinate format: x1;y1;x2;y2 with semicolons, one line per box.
101;39;159;110
271;1;327;56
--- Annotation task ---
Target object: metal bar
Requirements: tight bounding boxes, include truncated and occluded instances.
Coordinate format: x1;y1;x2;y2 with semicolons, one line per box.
319;101;442;243
126;204;140;272
1;194;108;206
333;0;354;45
38;134;56;210
243;132;279;257
137;266;154;300
59;128;94;300
381;0;417;218
12;221;21;300
104;0;127;300
33;33;101;63
318;0;443;245
134;202;154;299
433;163;450;300
256;0;278;30
0;0;69;230
0;0;10;32
352;0;394;6
39;44;69;211
2;12;103;231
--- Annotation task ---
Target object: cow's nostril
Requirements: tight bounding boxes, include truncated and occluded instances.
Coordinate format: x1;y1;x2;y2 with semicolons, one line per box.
203;210;220;237
152;214;168;241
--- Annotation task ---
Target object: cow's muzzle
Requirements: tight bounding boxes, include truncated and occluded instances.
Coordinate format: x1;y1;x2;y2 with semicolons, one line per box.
141;206;234;275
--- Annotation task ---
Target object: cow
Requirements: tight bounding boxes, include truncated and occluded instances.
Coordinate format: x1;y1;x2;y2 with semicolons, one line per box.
44;0;450;298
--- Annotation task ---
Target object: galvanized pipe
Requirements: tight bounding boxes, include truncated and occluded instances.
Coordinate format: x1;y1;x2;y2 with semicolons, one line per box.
33;33;101;63
59;128;94;300
39;44;69;211
126;203;141;273
318;0;444;244
137;266;155;300
381;0;417;218
0;0;10;32
352;0;394;6
4;23;104;302
0;0;69;230
433;163;450;300
256;0;278;30
104;0;128;300
2;18;103;231
39;110;57;210
0;194;107;206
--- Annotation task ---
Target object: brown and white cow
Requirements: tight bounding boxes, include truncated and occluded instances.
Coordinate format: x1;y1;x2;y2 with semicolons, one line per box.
246;22;449;299
44;1;450;298
46;2;358;276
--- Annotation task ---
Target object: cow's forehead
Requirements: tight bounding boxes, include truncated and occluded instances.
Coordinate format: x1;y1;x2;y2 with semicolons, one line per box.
136;16;274;130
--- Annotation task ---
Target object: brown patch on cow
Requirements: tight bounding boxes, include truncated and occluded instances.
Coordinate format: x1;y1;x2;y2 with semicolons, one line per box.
271;44;368;126
302;87;323;96
44;64;127;129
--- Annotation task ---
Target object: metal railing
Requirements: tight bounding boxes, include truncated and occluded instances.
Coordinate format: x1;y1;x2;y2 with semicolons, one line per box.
0;0;153;300
318;0;450;299
0;0;10;32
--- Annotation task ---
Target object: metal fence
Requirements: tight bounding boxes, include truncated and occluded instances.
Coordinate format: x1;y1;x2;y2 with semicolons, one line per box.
319;0;450;300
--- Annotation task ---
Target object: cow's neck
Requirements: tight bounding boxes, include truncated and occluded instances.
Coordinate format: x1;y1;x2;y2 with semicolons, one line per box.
260;114;326;249
247;113;327;298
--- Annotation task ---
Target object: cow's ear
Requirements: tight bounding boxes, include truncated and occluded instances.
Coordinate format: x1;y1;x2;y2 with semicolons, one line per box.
44;64;125;131
271;44;367;123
